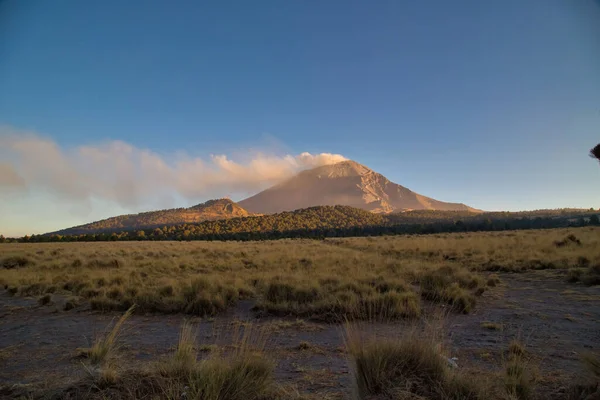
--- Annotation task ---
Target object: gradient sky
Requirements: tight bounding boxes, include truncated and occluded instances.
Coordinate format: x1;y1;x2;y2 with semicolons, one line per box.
1;0;600;236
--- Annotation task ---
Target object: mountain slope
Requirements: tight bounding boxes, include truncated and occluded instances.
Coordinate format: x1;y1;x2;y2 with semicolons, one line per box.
53;199;251;235
238;160;478;214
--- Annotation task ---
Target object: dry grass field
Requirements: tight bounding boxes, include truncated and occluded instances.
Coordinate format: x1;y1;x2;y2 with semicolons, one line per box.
1;227;600;399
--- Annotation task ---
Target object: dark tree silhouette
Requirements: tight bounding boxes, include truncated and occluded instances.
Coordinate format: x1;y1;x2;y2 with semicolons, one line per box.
591;143;600;162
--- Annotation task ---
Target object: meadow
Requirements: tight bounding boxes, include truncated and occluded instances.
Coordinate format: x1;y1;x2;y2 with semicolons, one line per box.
1;227;600;399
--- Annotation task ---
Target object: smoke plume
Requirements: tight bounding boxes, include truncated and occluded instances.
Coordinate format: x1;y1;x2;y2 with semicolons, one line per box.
0;127;347;209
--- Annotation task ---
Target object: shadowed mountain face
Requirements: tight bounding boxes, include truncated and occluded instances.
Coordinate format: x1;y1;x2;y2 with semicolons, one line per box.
238;160;478;214
53;199;251;235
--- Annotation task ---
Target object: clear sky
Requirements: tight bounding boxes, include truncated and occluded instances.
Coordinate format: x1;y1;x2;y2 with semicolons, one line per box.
1;0;599;236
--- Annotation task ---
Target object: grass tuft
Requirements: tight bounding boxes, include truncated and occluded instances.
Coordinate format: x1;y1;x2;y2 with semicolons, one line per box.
1;256;32;269
88;305;135;365
187;353;273;400
566;353;600;400
582;353;600;380
504;341;535;400
345;325;488;399
38;294;52;306
160;319;198;377
419;267;481;313
481;322;502;331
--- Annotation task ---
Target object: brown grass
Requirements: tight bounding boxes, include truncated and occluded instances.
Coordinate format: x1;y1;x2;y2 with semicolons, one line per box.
344;323;491;399
1;227;598;321
481;322;503;331
567;352;600;400
503;341;536;400
54;315;276;400
87;305;135;365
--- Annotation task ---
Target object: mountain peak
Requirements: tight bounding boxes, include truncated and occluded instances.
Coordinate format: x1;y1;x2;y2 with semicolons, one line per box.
305;159;372;178
189;198;234;209
239;161;478;214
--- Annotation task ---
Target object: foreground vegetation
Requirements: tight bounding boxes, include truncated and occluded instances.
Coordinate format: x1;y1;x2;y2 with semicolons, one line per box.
2;227;599;321
9;306;598;400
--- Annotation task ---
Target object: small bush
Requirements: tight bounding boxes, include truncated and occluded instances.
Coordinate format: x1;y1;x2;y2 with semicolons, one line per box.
296;341;312;351
187;354;273;400
504;341;535;400
568;268;584;283
566;353;600;400
157;321;273;400
159;284;175;297
81;288;102;298
106;287;123;300
357;290;421;320
181;278;238;316
38;294;52;305
554;234;582;247
420;267;479;313
109;276;125;286
71;258;83;268
582;353;600;380
64;298;78;311
504;357;535;400
265;281;321;305
508;340;526;357
20;282;47;296
566;264;600;286
1;256;31;269
345;327;487;399
487;274;501;287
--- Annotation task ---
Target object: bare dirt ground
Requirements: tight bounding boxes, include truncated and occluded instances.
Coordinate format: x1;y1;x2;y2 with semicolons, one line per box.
1;270;599;399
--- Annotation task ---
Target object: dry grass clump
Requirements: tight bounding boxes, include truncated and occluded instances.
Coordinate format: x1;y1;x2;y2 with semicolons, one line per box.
158;319;198;377
345;324;542;400
55;313;276;400
554;234;582;248
37;293;52;305
582;353;600;381
567;264;600;286
185;353;273;400
345;325;489;399
419;266;483;313
156;320;274;400
503;341;536;400
88;275;243;316
1;255;32;269
182;277;240;315
481;321;502;331
258;276;421;321
567;353;600;400
87;305;135;365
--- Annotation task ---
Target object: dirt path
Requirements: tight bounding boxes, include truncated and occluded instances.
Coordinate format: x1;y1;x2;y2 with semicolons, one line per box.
1;271;599;398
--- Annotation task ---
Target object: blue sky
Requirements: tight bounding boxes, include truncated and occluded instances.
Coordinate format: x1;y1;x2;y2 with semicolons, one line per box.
1;0;599;236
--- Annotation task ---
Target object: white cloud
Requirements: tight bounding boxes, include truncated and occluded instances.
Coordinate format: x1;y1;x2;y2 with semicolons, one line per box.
0;162;24;187
0;127;347;210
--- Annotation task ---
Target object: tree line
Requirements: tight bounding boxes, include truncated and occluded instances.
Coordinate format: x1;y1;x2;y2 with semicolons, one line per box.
3;206;599;243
